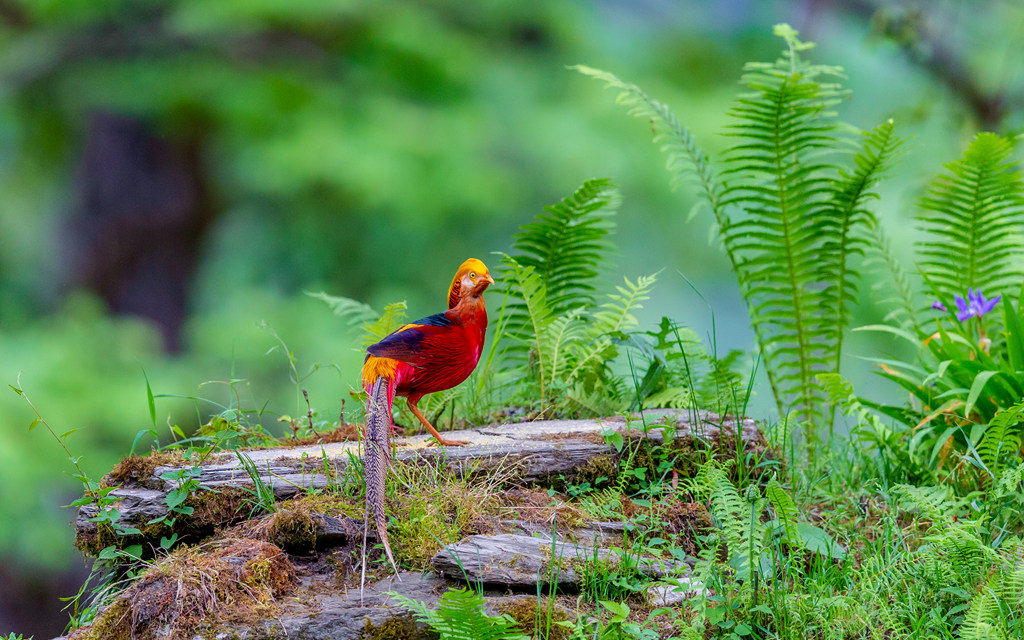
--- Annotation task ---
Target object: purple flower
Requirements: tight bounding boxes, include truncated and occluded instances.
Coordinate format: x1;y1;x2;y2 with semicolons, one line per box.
931;301;947;312
953;288;1001;322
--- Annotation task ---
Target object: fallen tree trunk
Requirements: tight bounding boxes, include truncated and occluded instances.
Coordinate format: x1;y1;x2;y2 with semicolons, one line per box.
75;409;763;554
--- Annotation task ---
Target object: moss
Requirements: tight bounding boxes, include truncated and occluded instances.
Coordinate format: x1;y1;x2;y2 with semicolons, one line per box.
576;454;618;487
74;597;132;640
104;450;187;488
495;488;587;531
265;507;318;551
77;538;295;640
285;424;361;446
385;469;500;569
361;613;436;640
185;486;252;533
496;596;571;640
657;499;713;556
73;521;119;557
291;492;362;519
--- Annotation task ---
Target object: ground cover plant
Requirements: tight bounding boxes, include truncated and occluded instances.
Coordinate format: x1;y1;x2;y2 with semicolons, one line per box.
11;23;1024;640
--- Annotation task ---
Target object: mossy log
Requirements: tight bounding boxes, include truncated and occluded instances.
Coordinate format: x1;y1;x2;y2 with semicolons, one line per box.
431;532;686;588
76;409;763;553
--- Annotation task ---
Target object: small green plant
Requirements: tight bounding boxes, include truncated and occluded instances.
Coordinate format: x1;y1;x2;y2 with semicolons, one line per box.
576;544;648;604
236;450;278;517
147;455;206;550
390;587;529;640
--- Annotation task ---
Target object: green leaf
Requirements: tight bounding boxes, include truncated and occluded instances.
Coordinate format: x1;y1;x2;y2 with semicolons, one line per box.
601;429;624;452
131;428;159;456
794;522;846;560
143;369;157;428
600;600;630;621
964;370;1001;418
9;384;23;396
1003;296;1024;372
28;418;40;431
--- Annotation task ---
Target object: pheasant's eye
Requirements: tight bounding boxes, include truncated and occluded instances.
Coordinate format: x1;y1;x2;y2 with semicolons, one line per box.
469;272;477;279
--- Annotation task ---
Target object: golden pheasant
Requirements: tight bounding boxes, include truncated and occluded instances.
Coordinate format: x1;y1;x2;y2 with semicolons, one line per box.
360;257;493;583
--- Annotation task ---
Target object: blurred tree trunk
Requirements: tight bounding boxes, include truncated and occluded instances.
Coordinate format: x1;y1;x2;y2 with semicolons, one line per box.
65;112;214;352
814;0;1014;131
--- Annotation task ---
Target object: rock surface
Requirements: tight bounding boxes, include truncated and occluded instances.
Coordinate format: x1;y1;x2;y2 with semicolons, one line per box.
211;572;447;640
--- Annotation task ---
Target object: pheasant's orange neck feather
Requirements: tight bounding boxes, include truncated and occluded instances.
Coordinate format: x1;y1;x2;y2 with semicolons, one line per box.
447;258;489;308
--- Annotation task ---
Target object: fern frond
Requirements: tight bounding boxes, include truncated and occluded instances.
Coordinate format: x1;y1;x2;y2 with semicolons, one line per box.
917;132;1024;305
720;30;845;425
306;291;378;325
541;307;587;383
892;484;960;523
588;273;658;337
572;66;727;224
500;256;552;378
958;586;1003;640
507;178;617;320
864;222;922;333
978;401;1024;477
766;477;800;543
360;301;409;347
307;292;413;349
580;27;895;443
822;119;903;371
694;461;746;553
390;588;528;640
996;461;1024;499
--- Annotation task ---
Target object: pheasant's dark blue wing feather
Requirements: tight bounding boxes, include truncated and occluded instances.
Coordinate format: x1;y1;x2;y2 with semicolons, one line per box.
366;312;454;363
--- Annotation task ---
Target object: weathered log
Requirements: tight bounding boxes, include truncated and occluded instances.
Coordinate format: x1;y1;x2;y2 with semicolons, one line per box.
431;533;689;589
75;409;762;553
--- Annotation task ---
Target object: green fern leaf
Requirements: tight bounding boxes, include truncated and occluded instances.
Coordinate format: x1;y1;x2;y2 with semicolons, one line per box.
694;461;746;554
508;178;617;319
720;38;845;424
390;587;528;640
864;222;922;333
306;291;379;325
500;256;555;400
978;401;1024;477
766;477;800;543
361;301;409;347
822;119;903;371
917;132;1024;305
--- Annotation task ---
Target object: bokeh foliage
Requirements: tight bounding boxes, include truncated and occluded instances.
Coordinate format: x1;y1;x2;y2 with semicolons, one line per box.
1;4;1023;637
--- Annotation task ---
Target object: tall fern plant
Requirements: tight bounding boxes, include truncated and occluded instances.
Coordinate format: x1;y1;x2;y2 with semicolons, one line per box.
500;179;657;416
578;24;900;453
918;132;1024;327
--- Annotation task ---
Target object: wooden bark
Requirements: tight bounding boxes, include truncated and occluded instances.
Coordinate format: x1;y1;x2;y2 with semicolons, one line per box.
431;533;687;588
76;409;761;550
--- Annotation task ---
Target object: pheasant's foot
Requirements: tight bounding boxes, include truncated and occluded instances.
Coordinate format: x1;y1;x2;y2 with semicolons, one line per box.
428;437;470;447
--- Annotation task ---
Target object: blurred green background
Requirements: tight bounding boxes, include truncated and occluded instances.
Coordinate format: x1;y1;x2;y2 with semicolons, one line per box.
1;0;1020;635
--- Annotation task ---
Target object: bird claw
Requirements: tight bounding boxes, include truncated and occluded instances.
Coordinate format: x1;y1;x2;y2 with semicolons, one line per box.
429;438;470;447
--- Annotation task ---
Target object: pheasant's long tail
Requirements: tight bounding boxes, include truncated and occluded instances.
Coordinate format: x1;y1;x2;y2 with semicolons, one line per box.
361;375;399;594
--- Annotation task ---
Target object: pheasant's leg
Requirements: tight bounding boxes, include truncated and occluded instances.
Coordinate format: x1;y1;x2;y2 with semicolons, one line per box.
406;396;469;447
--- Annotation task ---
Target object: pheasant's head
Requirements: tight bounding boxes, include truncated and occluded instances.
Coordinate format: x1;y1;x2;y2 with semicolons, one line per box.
448;258;494;307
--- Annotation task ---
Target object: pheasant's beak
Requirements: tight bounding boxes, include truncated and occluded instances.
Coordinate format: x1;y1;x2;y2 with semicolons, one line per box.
482;274;495;286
